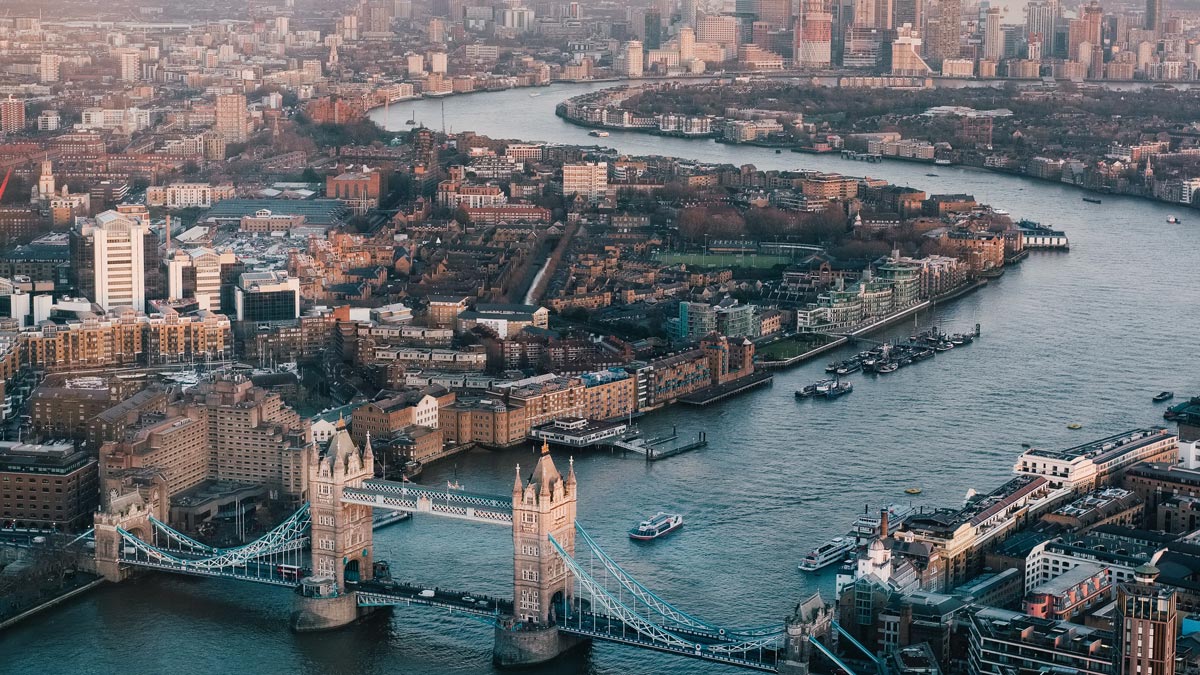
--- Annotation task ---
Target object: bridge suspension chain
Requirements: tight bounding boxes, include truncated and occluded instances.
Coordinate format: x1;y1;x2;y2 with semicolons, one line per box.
574;523;785;639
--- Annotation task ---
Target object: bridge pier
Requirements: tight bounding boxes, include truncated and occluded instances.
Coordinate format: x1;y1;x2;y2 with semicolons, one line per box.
492;621;587;668
290;590;378;632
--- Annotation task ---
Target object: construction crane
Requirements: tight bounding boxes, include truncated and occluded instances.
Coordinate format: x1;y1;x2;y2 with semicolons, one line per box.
0;167;13;203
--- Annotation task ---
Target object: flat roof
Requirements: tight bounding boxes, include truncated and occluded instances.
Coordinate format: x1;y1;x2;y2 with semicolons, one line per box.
202;199;348;225
1025;428;1172;462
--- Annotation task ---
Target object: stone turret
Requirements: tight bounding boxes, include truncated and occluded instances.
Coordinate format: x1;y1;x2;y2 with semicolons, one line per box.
778;593;836;675
494;441;586;667
291;421;377;633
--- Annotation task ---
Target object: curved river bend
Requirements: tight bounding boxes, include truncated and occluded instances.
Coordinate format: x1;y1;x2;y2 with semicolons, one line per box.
2;83;1197;675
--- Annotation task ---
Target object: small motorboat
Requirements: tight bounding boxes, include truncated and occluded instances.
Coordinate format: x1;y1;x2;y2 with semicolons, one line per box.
529;92;542;97
629;512;683;541
1021;442;1032;448
1153;391;1175;403
904;487;922;495
1082;197;1102;204
1167;216;1181;224
775;149;782;154
1067;423;1083;430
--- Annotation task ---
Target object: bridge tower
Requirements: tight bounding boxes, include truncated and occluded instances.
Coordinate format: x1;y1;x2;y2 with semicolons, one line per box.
291;422;377;632
93;488;162;582
494;441;586;666
779;593;837;675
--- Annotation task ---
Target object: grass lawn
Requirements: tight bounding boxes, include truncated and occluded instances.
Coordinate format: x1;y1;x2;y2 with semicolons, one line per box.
657;252;792;269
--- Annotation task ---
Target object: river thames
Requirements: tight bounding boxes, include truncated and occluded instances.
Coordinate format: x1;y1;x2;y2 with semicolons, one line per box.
3;83;1198;675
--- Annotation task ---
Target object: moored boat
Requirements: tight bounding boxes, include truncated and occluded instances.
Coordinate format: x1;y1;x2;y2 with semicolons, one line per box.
798;536;854;572
1153;391;1175;402
876;361;899;374
823;381;853;399
629;512;683;540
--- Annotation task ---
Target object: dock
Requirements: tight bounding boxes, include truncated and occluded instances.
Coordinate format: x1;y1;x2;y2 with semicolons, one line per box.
678;371;773;405
610;429;709;462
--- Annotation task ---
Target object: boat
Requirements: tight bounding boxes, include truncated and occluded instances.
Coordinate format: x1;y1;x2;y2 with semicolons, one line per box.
1167;216;1181;224
925;173;939;177
629;512;683;541
1082;197;1102;204
934;158;952;166
836;360;861;376
405;109;416;125
775;149;782;154
850;504;914;539
795;384;818;399
1153;391;1175;403
823;381;853;399
589;130;610;137
993;209;1009;216
825;362;840;373
1020;442;1032;448
934;342;954;352
1067;423;1083;430
876;362;899;374
798;536;854;572
904;487;923;495
529;92;542;97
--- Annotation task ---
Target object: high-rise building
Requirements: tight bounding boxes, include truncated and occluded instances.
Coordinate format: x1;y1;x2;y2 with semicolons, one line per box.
117;48;141;82
562;162;608;201
893;24;932;73
165;248;239;312
680;26;696;59
1026;1;1058;58
214;93;249;143
922;0;960;64
1145;0;1162;36
644;10;663;49
894;0;924;35
756;0;792;25
72;210;152;311
234;271;300;322
983;7;1004;61
681;0;697;27
697;14;740;44
1114;564;1178;675
428;17;446;43
621;40;645;76
1083;1;1103;46
795;0;834;67
39;53;62;83
0;96;25;133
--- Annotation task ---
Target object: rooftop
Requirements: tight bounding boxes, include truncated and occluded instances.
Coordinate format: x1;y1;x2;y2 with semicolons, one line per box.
1025;428;1172;463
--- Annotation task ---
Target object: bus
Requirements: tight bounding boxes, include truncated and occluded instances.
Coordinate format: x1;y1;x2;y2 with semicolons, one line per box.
277;564;301;581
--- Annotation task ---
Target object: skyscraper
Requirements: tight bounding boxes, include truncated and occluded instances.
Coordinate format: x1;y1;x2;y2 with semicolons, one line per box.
894;0;924;36
117;49;141;82
795;0;833;67
922;0;960;64
0;96;25;133
644;11;663;49
621;40;645;77
1115;564;1178;675
983;7;1003;61
756;0;792;25
1145;0;1162;36
72;210;151;312
1026;1;1058;59
214;93;249;143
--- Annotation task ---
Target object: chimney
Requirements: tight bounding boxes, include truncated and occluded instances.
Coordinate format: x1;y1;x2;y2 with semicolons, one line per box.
880;508;889;538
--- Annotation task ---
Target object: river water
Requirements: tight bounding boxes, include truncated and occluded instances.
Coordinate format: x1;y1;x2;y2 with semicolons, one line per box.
3;83;1198;675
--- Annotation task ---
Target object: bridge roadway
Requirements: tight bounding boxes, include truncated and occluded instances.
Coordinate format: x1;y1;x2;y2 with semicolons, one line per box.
556;608;782;672
354;580;513;619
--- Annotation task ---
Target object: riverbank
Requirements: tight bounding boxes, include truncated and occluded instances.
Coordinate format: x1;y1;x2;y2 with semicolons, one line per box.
554;83;1199;212
0;575;104;632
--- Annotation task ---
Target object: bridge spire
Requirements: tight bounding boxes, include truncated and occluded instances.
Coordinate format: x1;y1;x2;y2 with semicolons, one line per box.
513;463;522;496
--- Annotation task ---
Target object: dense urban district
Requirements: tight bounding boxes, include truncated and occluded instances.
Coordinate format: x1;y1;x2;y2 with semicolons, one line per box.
562;79;1200;204
0;0;1196;675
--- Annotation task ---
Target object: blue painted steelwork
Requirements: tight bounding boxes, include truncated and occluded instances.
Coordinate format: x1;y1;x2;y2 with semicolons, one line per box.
809;635;859;675
341;480;513;525
548;533;784;672
116;504;311;586
574;523;784;639
832;620;884;669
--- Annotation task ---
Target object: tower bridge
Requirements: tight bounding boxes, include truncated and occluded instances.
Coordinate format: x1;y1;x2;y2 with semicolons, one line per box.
89;424;868;673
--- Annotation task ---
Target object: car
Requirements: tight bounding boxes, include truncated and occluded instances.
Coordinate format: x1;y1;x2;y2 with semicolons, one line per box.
476;600;490;608
461;595;475;603
418;589;435;598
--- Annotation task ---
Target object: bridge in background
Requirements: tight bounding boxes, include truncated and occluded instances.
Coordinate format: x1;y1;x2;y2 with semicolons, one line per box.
91;430;874;673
